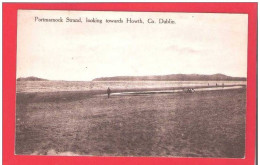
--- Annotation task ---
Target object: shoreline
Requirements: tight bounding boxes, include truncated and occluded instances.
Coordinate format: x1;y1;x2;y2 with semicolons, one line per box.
16;85;246;104
16;84;246;94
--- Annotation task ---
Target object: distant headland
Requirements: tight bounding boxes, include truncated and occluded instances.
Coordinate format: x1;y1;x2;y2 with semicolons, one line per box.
16;74;247;82
17;76;48;81
92;74;246;81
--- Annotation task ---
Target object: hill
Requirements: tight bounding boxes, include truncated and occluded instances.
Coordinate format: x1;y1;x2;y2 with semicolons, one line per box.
17;76;48;81
92;74;246;81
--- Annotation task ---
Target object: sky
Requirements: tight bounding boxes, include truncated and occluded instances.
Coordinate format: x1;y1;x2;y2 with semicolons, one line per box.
17;10;248;81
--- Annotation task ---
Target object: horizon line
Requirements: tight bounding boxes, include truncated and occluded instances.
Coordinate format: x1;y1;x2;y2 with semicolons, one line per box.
16;73;247;81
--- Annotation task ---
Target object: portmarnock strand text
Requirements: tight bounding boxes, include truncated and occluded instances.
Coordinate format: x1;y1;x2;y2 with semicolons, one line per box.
34;17;176;25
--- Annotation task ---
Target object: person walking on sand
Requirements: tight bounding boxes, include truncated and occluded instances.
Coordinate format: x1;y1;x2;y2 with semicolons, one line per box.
107;87;111;98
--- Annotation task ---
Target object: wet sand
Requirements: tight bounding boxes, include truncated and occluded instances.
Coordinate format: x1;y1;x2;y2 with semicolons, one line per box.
15;87;246;157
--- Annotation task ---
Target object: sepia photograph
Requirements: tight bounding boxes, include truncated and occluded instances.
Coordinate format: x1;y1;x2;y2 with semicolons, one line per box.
15;10;248;158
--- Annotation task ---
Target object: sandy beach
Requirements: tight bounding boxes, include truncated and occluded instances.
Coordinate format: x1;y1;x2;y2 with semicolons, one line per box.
15;87;246;157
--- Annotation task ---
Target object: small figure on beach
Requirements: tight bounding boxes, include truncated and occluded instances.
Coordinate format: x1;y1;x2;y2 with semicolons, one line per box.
222;83;224;88
208;83;209;86
185;88;195;93
107;87;111;98
216;83;218;86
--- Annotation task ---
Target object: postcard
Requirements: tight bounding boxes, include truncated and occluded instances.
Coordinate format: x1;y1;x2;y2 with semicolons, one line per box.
14;10;249;158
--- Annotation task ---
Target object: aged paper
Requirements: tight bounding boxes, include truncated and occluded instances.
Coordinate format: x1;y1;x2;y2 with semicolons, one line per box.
16;10;247;157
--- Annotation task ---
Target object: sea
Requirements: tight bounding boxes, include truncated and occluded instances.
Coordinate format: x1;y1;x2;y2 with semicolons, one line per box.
16;81;247;93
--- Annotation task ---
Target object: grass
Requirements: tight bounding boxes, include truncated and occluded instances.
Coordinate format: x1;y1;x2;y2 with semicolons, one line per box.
15;88;246;158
